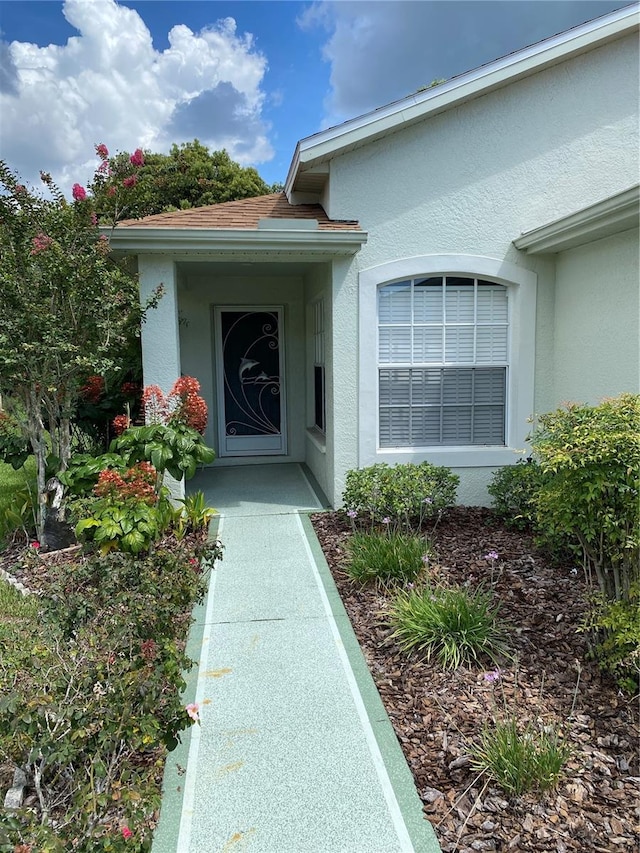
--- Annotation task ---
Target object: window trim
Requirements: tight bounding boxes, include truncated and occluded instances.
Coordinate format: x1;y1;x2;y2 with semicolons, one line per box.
312;297;326;434
359;255;537;468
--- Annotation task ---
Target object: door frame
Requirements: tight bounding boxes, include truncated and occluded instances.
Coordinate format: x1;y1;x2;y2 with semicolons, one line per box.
214;305;287;457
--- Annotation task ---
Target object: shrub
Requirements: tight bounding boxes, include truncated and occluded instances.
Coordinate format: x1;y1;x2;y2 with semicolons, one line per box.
488;458;546;530
470;716;570;796
0;536;222;851
388;584;509;669
345;531;428;585
0;409;29;469
531;394;640;603
342;462;458;530
581;586;640;693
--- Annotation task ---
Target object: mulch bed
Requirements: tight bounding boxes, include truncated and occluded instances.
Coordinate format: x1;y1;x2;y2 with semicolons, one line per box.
311;507;639;853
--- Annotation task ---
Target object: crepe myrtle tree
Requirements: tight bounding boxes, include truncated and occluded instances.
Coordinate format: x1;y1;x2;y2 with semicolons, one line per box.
0;155;159;543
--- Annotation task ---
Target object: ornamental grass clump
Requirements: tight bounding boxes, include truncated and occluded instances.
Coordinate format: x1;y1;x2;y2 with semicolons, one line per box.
345;530;429;585
470;716;570;797
389;583;510;669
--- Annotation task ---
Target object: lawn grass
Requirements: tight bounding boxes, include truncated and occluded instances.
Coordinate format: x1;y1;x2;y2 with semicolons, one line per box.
0;577;42;689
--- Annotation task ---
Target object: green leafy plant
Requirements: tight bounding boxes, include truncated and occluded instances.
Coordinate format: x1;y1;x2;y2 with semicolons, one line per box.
487;458;547;530
1;483;37;543
75;497;162;554
176;490;216;535
110;422;215;483
342;462;459;531
345;530;428;585
0;536;221;851
0;410;30;469
469;716;570;796
580;585;640;693
530;393;640;603
58;451;131;496
389;584;510;669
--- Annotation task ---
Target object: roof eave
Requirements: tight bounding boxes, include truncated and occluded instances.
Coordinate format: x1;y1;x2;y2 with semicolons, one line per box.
513;185;640;254
285;4;639;198
105;226;367;255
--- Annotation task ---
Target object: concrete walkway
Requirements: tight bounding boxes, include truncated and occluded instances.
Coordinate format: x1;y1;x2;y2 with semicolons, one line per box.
152;464;441;853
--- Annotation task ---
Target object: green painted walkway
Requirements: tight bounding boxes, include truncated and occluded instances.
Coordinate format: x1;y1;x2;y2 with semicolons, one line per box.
152;464;441;853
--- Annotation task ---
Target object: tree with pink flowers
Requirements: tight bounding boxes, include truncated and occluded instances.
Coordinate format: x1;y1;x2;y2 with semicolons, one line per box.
0;156;158;543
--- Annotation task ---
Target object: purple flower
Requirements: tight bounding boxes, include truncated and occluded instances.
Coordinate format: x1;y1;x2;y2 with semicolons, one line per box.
346;509;357;519
406;582;415;589
381;517;391;525
484;668;502;683
484;550;499;562
423;497;433;505
421;554;430;565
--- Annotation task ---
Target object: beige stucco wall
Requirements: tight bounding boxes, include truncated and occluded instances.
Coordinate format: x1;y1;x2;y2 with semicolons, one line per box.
321;33;638;505
551;229;640;407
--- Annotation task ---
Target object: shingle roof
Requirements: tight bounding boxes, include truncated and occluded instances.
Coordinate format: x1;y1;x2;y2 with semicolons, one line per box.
116;192;360;231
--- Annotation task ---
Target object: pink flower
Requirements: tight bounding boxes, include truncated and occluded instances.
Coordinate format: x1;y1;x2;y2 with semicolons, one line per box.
30;541;40;549
90;212;98;226
95;143;109;159
185;702;200;722
15;184;26;194
107;185;117;197
121;825;133;840
130;148;145;167
72;183;87;201
30;233;53;255
123;174;137;188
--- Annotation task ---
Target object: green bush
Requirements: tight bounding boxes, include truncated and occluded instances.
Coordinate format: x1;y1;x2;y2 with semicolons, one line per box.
110;422;215;482
531;394;640;603
0;536;221;851
581;586;640;693
488;458;546;530
388;584;509;669
345;531;428;585
0;410;29;469
342;462;458;530
470;716;570;796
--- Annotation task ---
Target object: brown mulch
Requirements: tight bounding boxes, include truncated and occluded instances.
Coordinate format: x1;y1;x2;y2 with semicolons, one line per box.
311;507;639;853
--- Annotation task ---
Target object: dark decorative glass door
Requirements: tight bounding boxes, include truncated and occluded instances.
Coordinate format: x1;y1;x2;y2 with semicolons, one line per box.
216;308;286;455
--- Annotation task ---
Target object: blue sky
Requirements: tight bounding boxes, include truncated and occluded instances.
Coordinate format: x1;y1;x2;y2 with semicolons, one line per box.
0;0;631;193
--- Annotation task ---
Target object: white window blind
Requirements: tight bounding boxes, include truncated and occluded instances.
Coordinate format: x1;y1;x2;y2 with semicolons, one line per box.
378;277;508;447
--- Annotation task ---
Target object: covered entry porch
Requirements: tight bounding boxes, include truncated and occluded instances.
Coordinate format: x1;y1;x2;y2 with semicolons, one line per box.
109;196;366;506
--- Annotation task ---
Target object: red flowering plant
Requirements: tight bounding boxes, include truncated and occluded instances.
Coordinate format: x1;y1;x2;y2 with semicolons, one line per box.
110;376;214;484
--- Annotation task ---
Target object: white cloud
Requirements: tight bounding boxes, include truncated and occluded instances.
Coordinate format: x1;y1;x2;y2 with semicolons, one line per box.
0;0;273;193
299;0;630;130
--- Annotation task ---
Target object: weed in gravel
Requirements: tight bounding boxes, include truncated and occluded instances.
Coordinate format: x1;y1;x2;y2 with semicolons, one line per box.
388;583;510;669
345;531;429;585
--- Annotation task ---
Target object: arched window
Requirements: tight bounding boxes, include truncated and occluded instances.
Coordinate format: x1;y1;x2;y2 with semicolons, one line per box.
358;255;536;469
378;276;508;446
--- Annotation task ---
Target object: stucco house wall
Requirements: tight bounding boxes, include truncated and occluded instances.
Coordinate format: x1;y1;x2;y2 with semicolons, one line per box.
552;229;639;406
320;32;638;504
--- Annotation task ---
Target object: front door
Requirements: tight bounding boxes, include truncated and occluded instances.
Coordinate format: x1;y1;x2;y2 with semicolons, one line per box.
215;307;287;456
